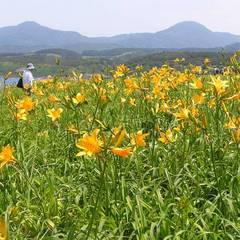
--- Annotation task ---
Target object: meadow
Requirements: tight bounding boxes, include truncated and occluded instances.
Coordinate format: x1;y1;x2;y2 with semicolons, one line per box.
0;57;239;239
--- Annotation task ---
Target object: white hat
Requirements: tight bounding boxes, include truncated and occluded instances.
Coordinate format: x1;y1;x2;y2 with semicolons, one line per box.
27;63;35;70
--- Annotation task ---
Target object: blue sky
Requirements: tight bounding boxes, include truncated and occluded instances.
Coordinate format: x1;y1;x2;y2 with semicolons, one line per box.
1;0;239;36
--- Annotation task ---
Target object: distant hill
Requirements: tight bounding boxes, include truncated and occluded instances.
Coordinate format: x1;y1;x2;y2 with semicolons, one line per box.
224;42;240;52
82;48;165;58
0;48;233;77
0;21;86;46
95;22;240;49
35;48;81;58
0;21;120;53
0;21;239;53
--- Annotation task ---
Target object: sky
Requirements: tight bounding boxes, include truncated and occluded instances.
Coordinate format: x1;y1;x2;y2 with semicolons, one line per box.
0;0;239;37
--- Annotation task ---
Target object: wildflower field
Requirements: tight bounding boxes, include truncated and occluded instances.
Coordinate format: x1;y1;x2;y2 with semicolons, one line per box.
0;59;240;239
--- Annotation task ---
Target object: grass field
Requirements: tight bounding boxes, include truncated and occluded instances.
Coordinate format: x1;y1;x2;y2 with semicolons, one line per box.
0;60;239;239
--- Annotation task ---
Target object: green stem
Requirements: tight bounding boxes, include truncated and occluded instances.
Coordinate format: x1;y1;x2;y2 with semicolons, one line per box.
86;159;107;240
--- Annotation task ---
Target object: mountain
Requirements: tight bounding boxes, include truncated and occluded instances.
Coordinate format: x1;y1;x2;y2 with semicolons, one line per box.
0;21;239;53
0;21;120;53
94;22;240;49
0;21;87;46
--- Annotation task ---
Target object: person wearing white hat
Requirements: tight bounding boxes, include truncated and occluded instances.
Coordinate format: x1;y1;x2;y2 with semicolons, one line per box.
23;63;35;94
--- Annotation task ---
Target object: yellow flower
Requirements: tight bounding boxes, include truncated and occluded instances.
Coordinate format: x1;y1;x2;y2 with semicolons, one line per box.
153;85;160;97
159;129;175;144
16;109;27;121
15;97;35;112
204;58;210;65
177;73;188;84
190;79;203;90
208;98;216;108
191;66;202;74
124;78;139;95
91;74;103;83
76;129;103;156
48;95;60;103
191;106;199;118
225;120;236;129
72;93;86;105
192;93;205;105
107;81;114;89
47;108;63;122
0;218;7;240
210;76;228;95
130;130;149;147
0;145;16;170
174;108;189;121
113;64;129;78
111;147;132;158
129;98;136;106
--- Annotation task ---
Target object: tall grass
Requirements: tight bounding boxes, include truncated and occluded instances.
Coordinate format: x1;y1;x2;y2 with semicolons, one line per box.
0;63;239;239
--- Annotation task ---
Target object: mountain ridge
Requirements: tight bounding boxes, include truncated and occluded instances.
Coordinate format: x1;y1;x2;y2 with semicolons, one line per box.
0;21;239;53
96;21;240;48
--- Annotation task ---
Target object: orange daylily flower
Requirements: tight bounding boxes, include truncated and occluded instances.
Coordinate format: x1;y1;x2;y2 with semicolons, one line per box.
111;147;132;158
16;97;35;112
76;129;103;156
130;130;149;147
0;145;16;170
190;79;203;90
192;93;205;105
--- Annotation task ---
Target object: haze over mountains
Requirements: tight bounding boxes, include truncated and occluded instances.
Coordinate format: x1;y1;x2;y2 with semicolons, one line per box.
0;21;240;53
